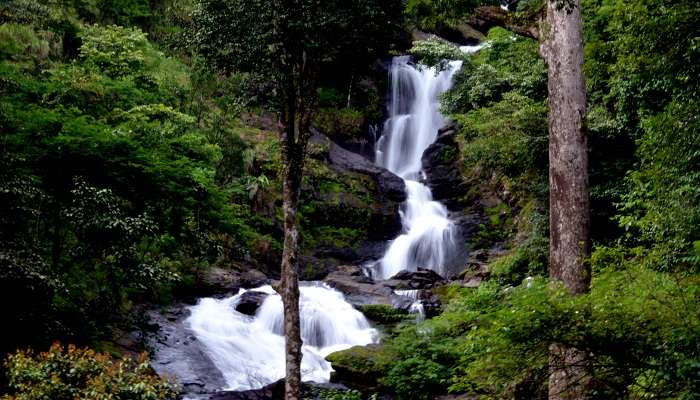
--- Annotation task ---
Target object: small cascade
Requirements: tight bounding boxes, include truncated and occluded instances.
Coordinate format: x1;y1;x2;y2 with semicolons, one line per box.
394;289;426;320
373;56;463;279
186;283;377;391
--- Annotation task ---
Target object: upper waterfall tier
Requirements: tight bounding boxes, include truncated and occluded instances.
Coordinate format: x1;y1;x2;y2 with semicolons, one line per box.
373;57;463;279
376;56;462;179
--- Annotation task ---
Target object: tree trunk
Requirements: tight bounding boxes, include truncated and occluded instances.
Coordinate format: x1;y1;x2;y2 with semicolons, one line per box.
279;82;315;400
540;0;591;399
281;158;302;400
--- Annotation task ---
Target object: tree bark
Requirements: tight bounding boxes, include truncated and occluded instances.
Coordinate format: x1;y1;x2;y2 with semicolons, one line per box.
278;54;317;400
280;151;303;400
540;0;591;399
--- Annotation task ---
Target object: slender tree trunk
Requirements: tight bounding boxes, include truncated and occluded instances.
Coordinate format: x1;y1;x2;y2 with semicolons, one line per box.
279;102;304;398
279;77;315;399
540;0;591;399
281;158;302;400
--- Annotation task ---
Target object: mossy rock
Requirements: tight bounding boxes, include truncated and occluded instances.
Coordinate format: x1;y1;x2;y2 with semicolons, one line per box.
326;344;392;393
358;304;410;325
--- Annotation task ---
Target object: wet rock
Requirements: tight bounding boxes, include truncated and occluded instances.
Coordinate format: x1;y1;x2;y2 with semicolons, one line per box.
147;305;227;396
390;294;416;313
390;290;442;318
326;139;407;241
389;268;447;289
234;291;269;316
201;267;269;296
207;380;284;400
422;124;469;209
420;291;443;318
324;265;393;306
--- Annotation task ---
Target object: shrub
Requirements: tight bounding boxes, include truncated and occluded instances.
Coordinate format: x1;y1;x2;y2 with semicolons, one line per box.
454;92;548;183
409;36;465;69
2;343;179;400
0;24;50;61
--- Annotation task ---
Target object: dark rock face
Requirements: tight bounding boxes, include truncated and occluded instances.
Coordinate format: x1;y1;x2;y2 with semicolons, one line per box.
421;124;468;209
207;381;350;400
234;291;269;316
328;139;406;203
300;133;407;276
201;267;269;297
147;306;227;396
389;268;447;289
206;380;285;400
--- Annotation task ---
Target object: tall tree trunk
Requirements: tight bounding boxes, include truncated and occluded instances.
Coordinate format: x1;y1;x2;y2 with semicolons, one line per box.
281;158;302;400
279;79;315;399
540;0;591;399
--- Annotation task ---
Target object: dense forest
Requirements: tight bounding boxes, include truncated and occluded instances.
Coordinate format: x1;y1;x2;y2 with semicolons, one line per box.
0;0;698;399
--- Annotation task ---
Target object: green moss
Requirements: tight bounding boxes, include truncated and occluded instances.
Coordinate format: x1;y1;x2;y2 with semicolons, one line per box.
326;344;393;392
359;304;410;325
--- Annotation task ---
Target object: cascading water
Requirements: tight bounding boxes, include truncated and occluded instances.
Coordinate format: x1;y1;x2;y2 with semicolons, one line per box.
186;283;377;391
374;56;463;279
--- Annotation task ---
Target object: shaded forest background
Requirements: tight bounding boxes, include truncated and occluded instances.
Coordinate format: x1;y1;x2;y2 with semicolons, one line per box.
0;0;698;398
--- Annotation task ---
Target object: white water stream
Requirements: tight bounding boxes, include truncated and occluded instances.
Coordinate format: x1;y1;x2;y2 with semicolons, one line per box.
187;283;377;391
374;56;464;279
184;47;483;394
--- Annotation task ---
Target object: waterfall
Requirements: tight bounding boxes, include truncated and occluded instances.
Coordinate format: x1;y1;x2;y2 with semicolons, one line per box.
374;56;463;279
186;283;377;391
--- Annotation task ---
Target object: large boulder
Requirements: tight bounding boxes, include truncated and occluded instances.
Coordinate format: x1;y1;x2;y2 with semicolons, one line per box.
422;124;469;209
419;291;443;318
326;344;389;393
324;265;394;306
234;291;269;316
328;139;406;204
201;267;269;297
388;268;447;289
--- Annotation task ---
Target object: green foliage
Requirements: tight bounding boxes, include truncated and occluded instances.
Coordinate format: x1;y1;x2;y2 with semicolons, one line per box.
409;37;465;70
305;388;368;400
582;0;700;269
454;92;548;181
617;100;700;271
377;267;700;399
78;24;149;78
0;6;250;353
314;108;365;139
403;0;495;31
192;0;404;111
2;343;178;400
0;23;51;61
443;28;547;113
